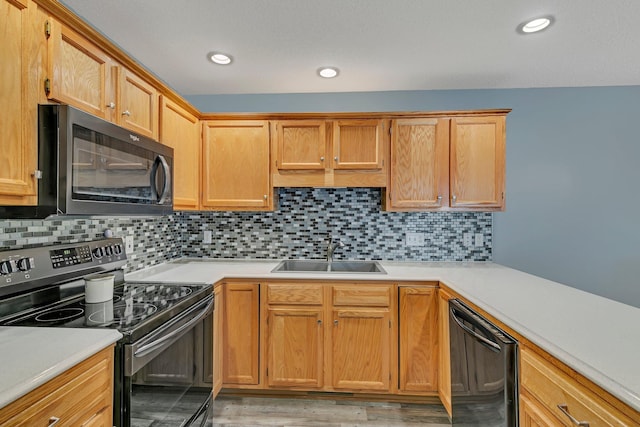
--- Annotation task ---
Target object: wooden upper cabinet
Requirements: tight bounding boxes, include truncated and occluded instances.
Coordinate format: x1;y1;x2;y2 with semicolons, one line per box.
388;118;449;210
116;67;158;139
0;0;43;205
275;120;326;170
47;20;114;120
160;96;200;210
450;116;505;209
333;119;384;170
202;120;272;210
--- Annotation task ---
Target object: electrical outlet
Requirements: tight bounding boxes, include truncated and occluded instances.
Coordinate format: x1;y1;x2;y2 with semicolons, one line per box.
203;230;212;244
124;235;134;254
475;233;484;247
406;232;424;246
463;233;473;247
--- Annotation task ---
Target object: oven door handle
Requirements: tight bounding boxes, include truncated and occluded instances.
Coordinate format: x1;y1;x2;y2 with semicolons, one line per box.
134;296;213;358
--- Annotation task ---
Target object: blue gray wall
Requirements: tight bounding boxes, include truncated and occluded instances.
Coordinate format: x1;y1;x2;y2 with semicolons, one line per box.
189;86;640;308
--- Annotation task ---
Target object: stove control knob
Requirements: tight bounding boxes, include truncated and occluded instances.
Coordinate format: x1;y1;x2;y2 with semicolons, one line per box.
113;244;123;255
104;245;113;256
0;260;16;275
93;247;104;259
16;257;33;271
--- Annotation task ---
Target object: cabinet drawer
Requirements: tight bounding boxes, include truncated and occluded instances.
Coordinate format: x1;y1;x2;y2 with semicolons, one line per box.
520;347;634;427
0;346;113;426
332;285;391;307
267;283;323;305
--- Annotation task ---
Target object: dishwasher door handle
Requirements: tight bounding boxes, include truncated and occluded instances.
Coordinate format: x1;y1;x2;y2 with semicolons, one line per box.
450;305;501;352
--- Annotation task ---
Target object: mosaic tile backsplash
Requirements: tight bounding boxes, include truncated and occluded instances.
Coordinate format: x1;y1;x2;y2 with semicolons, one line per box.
0;216;180;273
0;188;492;273
178;188;492;261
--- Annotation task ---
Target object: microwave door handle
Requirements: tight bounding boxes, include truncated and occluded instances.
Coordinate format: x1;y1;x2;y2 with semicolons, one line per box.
156;155;171;204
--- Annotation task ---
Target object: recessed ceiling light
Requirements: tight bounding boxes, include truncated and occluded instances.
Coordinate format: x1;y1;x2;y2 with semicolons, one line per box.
519;16;553;34
209;52;232;65
318;67;339;78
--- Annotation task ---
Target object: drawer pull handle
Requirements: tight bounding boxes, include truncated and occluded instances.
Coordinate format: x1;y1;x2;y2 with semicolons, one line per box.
557;404;590;426
48;417;61;426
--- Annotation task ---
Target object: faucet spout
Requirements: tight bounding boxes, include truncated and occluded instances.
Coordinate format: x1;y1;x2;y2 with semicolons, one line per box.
326;236;345;262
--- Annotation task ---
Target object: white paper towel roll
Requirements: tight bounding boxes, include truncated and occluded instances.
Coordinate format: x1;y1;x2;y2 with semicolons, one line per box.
84;273;114;303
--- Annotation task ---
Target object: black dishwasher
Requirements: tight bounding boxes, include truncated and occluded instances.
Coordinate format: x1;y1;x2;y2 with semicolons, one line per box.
449;299;519;426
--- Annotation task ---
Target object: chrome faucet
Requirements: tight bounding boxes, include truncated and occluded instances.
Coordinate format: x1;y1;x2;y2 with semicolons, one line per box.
326;236;345;262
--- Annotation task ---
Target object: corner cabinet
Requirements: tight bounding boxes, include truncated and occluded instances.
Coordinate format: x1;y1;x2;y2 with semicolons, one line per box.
202;120;272;211
0;346;114;426
0;0;46;206
160;96;200;210
386;113;507;212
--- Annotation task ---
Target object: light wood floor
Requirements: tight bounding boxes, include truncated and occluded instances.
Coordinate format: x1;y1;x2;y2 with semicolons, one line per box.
211;395;452;427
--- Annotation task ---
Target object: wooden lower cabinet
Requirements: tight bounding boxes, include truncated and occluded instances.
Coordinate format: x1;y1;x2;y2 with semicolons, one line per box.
437;287;454;417
520;346;638;427
266;307;324;388
212;284;224;396
331;307;392;391
222;282;260;386
398;285;438;393
0;346;114;426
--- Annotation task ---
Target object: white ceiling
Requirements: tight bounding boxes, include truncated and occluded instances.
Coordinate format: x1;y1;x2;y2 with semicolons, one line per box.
61;0;640;96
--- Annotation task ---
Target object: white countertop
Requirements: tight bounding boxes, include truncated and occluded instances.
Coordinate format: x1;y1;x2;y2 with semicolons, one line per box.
127;258;640;413
0;327;121;409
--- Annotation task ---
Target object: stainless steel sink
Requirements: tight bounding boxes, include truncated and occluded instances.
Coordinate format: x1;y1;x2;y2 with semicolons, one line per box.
272;260;386;274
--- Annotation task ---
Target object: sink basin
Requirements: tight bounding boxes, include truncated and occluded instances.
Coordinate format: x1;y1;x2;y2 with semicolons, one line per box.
272;260;386;274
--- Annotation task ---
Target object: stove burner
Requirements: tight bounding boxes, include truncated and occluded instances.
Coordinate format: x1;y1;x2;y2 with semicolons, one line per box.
35;307;84;323
113;302;157;322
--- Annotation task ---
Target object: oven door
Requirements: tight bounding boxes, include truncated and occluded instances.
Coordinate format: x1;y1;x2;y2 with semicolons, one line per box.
118;294;213;427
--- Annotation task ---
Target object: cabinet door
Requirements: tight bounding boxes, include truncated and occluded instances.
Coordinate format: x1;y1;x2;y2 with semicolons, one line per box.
202;121;272;210
223;282;260;385
331;308;391;391
266;307;323;388
398;286;438;393
117;67;159;139
212;285;223;397
438;288;453;417
0;0;39;204
47;21;114;119
450;116;505;209
275;120;326;170
160;96;200;210
389;118;449;209
332;119;384;169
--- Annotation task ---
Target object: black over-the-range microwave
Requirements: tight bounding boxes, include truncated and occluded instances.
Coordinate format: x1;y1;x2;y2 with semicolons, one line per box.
1;105;173;219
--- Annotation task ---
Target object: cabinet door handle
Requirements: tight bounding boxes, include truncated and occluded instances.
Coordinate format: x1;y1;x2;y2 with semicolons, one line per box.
320;157;325;161
122;110;131;117
263;195;268;200
437;195;443;205
107;102;115;109
48;417;61;426
451;195;457;204
334;320;338;326
317;319;322;325
557;404;590;426
334;157;338;162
